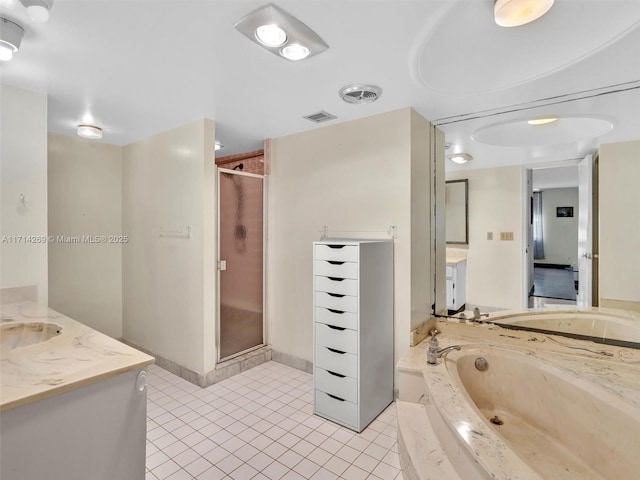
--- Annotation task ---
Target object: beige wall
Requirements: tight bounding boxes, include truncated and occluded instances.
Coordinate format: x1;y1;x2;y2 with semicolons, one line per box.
48;133;123;338
122;119;216;374
538;187;578;267
599;140;640;310
0;85;48;304
267;108;434;372
447;166;524;310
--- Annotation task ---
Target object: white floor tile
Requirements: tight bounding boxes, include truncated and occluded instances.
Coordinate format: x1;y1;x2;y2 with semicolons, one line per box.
145;362;402;480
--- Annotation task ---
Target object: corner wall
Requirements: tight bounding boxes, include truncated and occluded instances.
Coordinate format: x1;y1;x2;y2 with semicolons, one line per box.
537;187;578;267
48;133;123;338
599;140;640;312
446;166;523;310
0;85;48;303
267;108;434;374
122;119;216;374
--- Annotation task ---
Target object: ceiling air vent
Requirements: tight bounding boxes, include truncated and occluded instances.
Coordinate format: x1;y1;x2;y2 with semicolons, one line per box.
339;84;383;104
303;111;337;123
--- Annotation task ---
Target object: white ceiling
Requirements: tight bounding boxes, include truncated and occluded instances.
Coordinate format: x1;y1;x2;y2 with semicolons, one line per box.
2;0;639;170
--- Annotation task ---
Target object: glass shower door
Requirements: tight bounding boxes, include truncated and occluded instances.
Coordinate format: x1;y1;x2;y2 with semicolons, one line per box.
218;169;264;361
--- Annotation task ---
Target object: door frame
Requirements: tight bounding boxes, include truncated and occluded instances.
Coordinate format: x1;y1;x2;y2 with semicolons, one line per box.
216;167;267;363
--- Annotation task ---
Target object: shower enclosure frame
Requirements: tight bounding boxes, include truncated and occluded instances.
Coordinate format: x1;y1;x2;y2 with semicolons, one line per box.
216;167;267;363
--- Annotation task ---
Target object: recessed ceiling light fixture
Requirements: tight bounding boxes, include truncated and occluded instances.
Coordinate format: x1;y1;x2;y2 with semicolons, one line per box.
528;117;558;125
0;17;24;62
77;124;103;140
215;141;223;151
494;0;554;27
448;153;473;164
20;0;54;23
234;3;328;62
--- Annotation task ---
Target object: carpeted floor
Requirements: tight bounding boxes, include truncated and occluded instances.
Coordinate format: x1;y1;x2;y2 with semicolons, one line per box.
532;266;577;301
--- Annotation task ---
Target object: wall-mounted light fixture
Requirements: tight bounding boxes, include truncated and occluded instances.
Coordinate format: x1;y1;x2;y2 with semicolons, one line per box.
234;3;328;62
77;124;103;140
20;0;54;23
494;0;554;27
0;17;24;61
215;141;223;151
448;153;473;164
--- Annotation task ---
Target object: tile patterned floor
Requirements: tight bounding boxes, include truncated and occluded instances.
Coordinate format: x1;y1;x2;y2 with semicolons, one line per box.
145;362;402;480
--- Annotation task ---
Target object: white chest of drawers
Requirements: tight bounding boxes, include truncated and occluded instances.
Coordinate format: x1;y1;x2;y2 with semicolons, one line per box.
313;239;394;432
446;258;466;314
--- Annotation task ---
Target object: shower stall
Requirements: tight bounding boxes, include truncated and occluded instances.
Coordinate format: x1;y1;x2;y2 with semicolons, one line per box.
217;167;265;361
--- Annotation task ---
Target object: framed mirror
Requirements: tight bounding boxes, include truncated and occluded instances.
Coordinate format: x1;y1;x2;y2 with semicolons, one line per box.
445;179;468;245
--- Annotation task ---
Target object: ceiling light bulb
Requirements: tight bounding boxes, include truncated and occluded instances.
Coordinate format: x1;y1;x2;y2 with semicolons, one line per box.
255;24;287;47
77;124;103;140
494;0;554;27
26;4;49;22
528;117;558;125
214;141;223;151
0;43;13;61
448;153;473;164
281;44;309;61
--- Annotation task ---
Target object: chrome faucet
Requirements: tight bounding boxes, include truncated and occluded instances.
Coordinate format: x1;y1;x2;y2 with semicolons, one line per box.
472;307;489;323
427;331;461;365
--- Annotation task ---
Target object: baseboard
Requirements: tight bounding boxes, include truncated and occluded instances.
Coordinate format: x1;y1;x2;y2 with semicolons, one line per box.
271;350;313;374
534;263;571;269
120;339;272;387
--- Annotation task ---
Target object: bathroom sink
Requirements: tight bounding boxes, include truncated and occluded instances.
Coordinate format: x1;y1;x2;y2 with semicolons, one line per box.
0;322;62;350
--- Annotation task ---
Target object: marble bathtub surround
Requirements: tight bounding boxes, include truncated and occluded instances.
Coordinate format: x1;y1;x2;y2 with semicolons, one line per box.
0;301;154;411
397;318;640;480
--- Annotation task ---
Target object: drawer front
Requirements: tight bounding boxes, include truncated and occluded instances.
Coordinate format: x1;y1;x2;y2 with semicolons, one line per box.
314;276;358;296
315;367;358;404
315;244;359;262
315;307;358;331
315;345;358;378
315;291;358;314
314;261;359;280
445;265;453;278
315;390;358;429
315;323;358;354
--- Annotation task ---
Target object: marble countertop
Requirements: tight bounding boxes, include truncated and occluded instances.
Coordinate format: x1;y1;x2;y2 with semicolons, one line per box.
0;301;154;412
445;257;466;265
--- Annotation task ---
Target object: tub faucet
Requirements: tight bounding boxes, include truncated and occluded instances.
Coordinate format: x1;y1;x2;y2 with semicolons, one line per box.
427;334;461;365
472;307;489;323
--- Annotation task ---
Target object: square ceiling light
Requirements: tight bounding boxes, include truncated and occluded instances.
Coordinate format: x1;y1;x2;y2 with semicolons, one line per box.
234;3;328;61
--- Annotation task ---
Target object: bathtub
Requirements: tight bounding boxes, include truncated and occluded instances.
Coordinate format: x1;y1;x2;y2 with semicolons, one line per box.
490;310;640;347
424;345;640;480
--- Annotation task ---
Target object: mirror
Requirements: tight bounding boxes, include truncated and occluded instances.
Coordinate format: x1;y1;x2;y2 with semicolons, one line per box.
434;82;640;349
445;180;468;245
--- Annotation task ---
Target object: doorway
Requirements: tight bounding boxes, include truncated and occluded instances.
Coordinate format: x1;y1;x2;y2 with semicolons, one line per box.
217;167;265;361
526;163;586;308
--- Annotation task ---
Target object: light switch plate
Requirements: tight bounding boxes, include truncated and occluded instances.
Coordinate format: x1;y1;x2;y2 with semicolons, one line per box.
500;232;514;241
487;232;493;240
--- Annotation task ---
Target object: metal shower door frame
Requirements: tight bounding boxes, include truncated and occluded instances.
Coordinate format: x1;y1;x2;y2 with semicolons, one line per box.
216;167;267;363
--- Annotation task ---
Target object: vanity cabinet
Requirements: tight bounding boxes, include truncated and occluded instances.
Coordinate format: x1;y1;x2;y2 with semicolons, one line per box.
446;258;466;314
313;240;393;432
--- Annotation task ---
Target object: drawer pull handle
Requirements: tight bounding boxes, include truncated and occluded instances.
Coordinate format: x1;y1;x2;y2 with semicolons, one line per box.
326;347;346;354
327;293;345;298
327;245;346;249
327;325;346;331
327;393;345;402
327;277;345;282
327;308;344;314
326;370;346;378
327;261;345;265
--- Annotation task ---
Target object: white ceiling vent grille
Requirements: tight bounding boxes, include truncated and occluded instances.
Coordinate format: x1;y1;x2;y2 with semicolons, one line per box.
339;84;382;104
303;111;337;123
